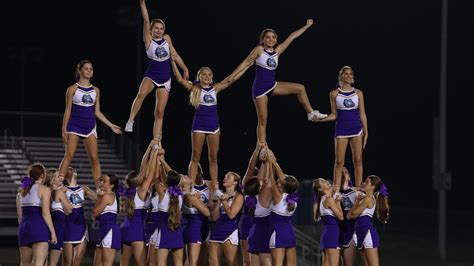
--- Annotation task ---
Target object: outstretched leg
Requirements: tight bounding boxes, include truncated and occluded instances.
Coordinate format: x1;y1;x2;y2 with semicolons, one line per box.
126;78;156;132
272;81;326;121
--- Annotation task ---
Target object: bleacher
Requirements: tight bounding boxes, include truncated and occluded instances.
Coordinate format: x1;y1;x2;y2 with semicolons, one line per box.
0;136;131;235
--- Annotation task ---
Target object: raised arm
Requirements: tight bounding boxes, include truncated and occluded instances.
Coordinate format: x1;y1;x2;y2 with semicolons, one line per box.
269;151;286;187
62;85;76;144
258;161;273;208
267;150;283;204
225;46;261;86
357;89;368;148
171;60;193;91
242;144;261;185
275;19;314;55
94;87;123;135
138;146;160;200
318;90;338;122
165;35;189;80
139;0;152;46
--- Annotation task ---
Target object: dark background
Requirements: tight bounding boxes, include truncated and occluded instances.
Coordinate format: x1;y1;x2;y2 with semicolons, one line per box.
3;0;472;227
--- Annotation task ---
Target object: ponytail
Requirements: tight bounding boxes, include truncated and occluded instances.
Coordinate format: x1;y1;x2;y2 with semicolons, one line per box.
286;192;298;212
167;185;182;231
20;163;46;197
376;183;390;223
189;85;201;108
244;196;257;217
106;173;120;213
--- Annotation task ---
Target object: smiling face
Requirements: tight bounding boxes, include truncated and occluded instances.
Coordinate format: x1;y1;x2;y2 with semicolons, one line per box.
261;30;277;48
197;67;213;86
150;20;165;38
338;66;355;86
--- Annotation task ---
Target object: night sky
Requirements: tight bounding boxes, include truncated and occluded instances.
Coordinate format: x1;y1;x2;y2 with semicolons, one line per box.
3;0;473;211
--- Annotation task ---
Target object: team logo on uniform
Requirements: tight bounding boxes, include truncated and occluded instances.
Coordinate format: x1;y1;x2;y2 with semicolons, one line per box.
155;46;168;59
69;193;83;205
343;98;355;108
203;94;215;104
199;193;209;204
341;197;353;209
82;94;94;104
266;58;277;68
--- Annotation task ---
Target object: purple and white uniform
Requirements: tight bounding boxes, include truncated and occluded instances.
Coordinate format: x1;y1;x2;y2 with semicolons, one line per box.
182;183;210;244
239;196;252;241
209;194;240;246
66;84;97;138
144;38;172;91
252;49;278;99
96;195;121;250
154;191;184;249
64;186;88;244
50;188;66;250
269;193;297;249
18;183;50;246
247;196;272;253
191;86;219;134
319;196;341;250
147;194;164;246
335;88;363;138
355;196;380;249
340;188;357;247
120;192;147;244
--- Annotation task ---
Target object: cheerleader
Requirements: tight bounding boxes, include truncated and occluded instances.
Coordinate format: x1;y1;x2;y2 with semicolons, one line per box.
267;150;299;266
171;59;241;188
243;145;273;266
312;178;343;266
44;168;73;266
226;19;327;145
154;169;184;266
62;167;96;266
92;173;121;266
340;167;358;266
239;145;261;266
121;142;160;266
209;172;244;266
125;0;189;140
319;66;368;190
347;175;390;266
17;163;57;266
181;172;211;266
58;59;122;186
